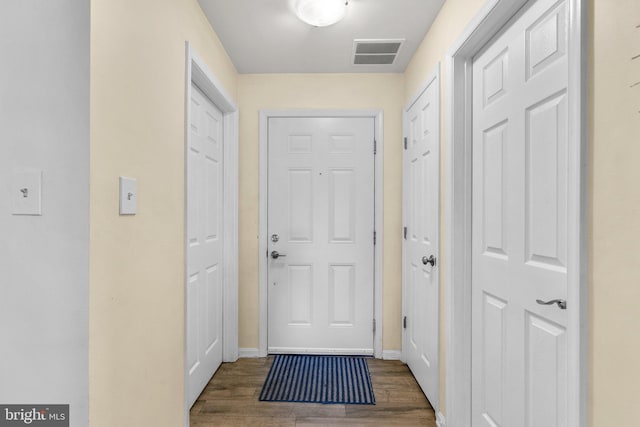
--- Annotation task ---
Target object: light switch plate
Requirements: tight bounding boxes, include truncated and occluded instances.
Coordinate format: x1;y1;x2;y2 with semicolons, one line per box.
12;170;42;216
119;176;137;215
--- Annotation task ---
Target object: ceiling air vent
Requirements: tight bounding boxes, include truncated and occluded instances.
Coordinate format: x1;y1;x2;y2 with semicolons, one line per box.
353;39;404;65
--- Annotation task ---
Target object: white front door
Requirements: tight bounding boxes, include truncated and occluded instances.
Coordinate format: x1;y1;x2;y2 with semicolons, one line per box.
403;72;440;408
267;117;375;354
471;0;570;425
186;83;224;407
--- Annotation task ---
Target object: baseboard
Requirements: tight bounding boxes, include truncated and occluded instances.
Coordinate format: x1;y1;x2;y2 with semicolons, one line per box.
382;350;402;360
436;411;446;427
240;348;403;360
238;348;260;358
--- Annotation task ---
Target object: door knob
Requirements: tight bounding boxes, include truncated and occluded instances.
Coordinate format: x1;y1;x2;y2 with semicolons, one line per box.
536;299;567;310
271;251;287;259
422;255;436;267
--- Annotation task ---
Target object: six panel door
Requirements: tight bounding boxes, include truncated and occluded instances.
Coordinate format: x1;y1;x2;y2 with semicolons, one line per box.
267;117;375;354
403;74;440;409
186;83;224;407
471;0;570;425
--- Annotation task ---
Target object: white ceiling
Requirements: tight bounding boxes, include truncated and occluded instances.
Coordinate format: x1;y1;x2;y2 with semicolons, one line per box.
198;0;446;74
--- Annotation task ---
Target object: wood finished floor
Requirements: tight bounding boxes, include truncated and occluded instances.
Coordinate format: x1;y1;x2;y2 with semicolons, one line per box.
190;357;436;426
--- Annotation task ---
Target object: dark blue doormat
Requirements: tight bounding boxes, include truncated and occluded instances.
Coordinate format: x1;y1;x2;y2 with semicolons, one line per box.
259;354;376;405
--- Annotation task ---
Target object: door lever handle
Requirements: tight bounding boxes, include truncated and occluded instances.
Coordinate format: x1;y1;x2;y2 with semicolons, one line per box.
271;250;287;259
536;299;567;310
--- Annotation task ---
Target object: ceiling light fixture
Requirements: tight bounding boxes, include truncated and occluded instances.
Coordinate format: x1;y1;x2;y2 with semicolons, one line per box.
294;0;348;27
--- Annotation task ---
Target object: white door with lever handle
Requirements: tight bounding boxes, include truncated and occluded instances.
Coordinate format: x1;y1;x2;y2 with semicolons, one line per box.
471;0;571;424
267;116;375;354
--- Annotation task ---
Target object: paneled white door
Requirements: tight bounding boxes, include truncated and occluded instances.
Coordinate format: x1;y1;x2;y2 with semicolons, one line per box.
267;117;375;354
186;83;224;407
403;74;440;408
471;0;570;425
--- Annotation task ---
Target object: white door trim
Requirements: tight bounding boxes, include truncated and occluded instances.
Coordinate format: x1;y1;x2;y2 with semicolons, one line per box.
184;42;239;424
443;1;587;426
259;109;384;359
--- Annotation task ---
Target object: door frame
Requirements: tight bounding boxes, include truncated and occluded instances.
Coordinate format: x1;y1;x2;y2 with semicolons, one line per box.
183;42;239;422
443;1;587;426
258;109;384;358
401;64;441;407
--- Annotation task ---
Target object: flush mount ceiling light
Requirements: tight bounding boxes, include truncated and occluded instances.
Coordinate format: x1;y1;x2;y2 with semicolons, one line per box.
295;0;348;27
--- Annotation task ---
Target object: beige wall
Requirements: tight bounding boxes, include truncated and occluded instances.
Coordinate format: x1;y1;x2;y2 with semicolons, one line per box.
86;0;640;424
90;0;237;425
404;0;485;100
237;74;405;352
589;0;640;425
405;0;640;424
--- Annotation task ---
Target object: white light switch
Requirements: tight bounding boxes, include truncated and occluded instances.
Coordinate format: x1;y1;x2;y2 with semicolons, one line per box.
12;170;42;216
119;176;137;215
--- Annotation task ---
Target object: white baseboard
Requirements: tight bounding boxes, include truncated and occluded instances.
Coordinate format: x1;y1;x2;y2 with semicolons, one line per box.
238;348;260;358
240;348;401;360
436;411;446;427
269;347;374;356
382;350;402;360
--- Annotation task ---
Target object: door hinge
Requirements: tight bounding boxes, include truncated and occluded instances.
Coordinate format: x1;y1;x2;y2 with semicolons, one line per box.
373;139;377;155
373;230;377;245
403;226;407;240
373;318;377;333
404;137;407;150
403;316;407;329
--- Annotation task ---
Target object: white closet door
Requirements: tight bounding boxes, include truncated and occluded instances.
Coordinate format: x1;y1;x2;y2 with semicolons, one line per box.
403;73;440;409
186;83;224;407
471;0;570;425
